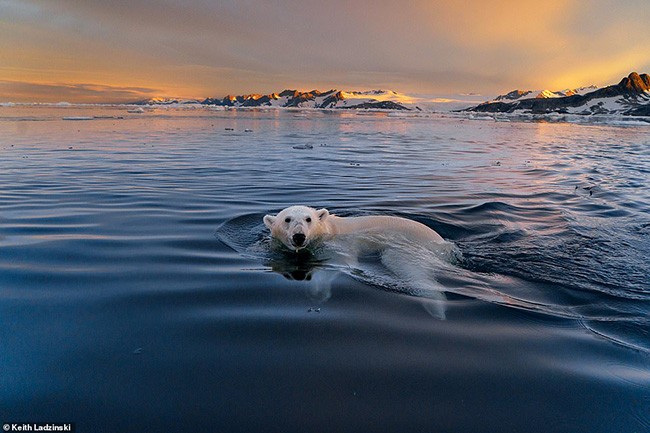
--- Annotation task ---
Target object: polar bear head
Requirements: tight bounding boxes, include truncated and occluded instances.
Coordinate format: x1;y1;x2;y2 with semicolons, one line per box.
263;205;330;251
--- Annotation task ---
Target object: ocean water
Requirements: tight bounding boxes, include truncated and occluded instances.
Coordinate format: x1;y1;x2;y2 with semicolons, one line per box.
1;106;648;432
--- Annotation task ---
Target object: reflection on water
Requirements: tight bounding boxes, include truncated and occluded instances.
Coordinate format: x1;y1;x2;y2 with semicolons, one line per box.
1;106;649;433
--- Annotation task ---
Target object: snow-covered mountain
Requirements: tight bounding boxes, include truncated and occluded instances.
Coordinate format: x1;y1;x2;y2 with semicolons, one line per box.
130;88;490;112
134;97;201;105
200;89;412;110
492;86;598;102
467;72;650;116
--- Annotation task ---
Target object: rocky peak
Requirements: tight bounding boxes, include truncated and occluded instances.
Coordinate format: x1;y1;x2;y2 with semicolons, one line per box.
618;72;650;93
495;90;533;101
279;89;299;98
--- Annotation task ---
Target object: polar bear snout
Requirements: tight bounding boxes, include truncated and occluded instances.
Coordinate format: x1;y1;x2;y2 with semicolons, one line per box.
292;232;306;247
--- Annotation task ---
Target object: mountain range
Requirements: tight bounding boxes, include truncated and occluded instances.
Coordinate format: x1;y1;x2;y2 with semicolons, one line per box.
466;72;650;116
492;86;598;102
135;89;412;110
131;72;650;117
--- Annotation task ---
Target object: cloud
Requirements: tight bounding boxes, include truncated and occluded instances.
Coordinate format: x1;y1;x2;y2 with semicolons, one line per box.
1;0;650;100
0;80;159;103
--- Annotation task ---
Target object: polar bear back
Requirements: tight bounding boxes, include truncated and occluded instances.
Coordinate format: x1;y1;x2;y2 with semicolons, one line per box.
325;215;445;245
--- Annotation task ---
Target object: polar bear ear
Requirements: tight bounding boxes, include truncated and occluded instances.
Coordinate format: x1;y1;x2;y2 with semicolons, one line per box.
263;215;277;229
316;208;329;221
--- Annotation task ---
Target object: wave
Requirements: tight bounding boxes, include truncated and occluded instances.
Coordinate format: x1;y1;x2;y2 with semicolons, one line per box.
216;210;650;352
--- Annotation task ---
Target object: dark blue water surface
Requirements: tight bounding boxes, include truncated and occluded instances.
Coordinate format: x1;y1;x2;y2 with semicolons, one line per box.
1;106;649;432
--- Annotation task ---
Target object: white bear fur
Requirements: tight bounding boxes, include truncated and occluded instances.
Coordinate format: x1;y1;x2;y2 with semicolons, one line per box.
263;206;452;319
263;205;445;252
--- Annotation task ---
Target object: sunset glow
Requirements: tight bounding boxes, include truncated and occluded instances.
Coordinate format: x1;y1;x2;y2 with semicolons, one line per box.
1;0;649;102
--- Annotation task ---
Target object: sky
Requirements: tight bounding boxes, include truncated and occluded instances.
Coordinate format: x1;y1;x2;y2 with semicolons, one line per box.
1;0;649;102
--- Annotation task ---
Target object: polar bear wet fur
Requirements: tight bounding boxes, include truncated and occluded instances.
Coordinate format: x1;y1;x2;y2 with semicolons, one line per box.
263;205;453;319
263;205;445;252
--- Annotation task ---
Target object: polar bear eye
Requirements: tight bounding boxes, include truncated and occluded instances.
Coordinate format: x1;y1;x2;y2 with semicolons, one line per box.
305;217;311;223
285;217;291;223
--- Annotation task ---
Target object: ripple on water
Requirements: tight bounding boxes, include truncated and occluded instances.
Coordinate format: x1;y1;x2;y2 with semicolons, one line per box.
1;107;649;432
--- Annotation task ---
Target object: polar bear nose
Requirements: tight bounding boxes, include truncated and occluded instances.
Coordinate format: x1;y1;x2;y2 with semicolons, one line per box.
292;233;306;246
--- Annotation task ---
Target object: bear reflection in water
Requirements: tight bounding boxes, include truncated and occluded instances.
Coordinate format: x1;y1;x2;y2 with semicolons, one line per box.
265;249;337;304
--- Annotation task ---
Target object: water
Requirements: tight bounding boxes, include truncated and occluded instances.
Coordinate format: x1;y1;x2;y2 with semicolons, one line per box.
1;106;649;432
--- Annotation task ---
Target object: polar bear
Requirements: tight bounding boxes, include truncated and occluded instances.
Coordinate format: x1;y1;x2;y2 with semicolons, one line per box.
263;206;454;318
263;205;446;252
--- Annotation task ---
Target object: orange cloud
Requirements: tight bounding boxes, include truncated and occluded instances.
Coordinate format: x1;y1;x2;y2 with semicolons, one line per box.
0;80;160;103
1;0;649;101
